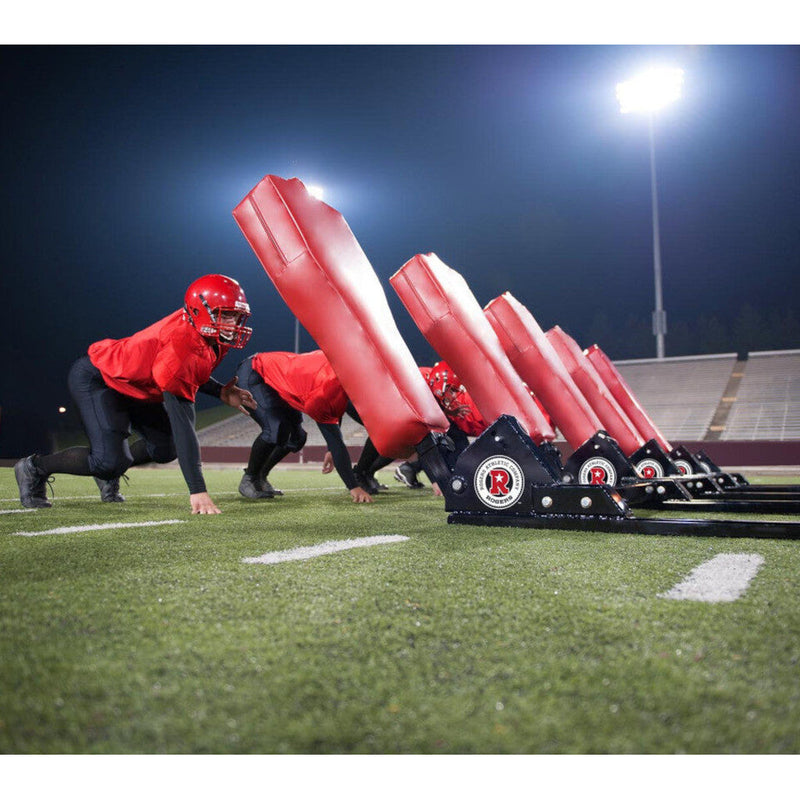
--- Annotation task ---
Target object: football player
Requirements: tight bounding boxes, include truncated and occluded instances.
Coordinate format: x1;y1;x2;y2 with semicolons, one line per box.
394;361;487;491
234;350;374;503
14;274;256;514
394;362;554;491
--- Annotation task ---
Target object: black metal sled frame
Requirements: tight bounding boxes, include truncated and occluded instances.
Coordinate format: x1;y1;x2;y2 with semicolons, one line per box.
617;477;800;513
700;485;800;499
416;415;800;540
553;428;800;512
669;444;800;497
621;438;800;504
607;436;800;501
620;498;800;515
555;429;800;512
531;427;800;514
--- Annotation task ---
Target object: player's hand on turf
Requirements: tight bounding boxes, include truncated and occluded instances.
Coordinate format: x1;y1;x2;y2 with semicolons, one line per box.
321;452;334;474
190;492;222;514
349;486;373;503
221;377;257;415
431;482;443;497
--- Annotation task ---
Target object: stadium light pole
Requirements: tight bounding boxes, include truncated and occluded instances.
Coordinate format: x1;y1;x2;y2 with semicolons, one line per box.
616;67;684;360
294;183;325;352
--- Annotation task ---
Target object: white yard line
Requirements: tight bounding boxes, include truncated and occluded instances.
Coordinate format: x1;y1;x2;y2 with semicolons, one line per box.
243;535;409;565
12;520;186;537
658;553;765;602
0;487;342;504
0;508;36;514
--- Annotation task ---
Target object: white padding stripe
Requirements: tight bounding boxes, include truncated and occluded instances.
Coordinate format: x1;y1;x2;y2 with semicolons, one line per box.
12;520;185;537
658;553;765;602
243;535;409;564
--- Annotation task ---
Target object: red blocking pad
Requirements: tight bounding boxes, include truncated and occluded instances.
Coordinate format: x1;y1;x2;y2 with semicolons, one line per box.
390;253;554;444
484;292;602;450
233;175;448;457
546;326;645;456
585;344;673;452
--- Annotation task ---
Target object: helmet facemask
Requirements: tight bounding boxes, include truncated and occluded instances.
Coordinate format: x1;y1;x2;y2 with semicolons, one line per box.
184;274;253;349
206;300;252;348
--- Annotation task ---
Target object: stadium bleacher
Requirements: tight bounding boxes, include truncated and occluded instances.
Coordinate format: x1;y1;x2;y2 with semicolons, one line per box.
612;353;738;441
721;350;800;441
198;409;369;456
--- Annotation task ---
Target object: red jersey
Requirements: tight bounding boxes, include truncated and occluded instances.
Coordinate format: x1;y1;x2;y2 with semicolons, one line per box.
424;361;488;437
251;350;348;424
88;310;228;402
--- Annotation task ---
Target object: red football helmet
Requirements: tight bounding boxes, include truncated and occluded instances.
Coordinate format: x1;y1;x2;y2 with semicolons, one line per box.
427;361;466;412
184;274;252;348
427;360;488;436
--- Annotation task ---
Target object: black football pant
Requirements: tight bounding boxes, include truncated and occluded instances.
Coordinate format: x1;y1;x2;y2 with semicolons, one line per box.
235;358;308;452
67;355;176;479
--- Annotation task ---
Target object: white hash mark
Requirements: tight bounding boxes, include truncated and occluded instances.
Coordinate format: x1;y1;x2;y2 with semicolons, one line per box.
243;535;409;564
12;520;186;537
658;553;765;603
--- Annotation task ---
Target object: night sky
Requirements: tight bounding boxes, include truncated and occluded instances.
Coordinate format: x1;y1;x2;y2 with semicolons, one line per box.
2;44;799;455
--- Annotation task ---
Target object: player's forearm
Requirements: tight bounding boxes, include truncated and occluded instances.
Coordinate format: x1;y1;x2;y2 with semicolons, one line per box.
163;392;207;494
317;423;357;490
198;378;223;398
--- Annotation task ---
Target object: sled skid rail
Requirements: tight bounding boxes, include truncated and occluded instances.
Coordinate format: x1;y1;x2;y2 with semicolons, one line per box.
448;509;800;539
417;415;800;540
617;477;800;512
715;486;800;498
633;499;800;515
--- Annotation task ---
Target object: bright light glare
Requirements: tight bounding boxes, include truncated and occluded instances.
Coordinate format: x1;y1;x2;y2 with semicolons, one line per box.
306;184;325;200
616;67;684;114
58;406;66;413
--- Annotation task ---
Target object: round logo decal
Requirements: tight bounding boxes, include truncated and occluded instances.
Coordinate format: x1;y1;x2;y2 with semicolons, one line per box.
578;457;618;486
636;458;664;479
673;459;692;476
474;456;525;509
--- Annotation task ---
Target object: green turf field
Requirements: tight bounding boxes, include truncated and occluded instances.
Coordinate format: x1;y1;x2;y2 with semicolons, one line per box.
2;464;799;754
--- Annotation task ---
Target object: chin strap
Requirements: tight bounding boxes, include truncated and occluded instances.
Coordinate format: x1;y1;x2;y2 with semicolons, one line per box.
184;294;222;341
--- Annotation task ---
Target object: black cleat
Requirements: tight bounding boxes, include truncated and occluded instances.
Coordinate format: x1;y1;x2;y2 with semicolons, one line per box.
14;456;52;508
394;462;424;489
94;475;125;502
239;472;274;499
364;474;383;494
258;477;283;497
353;469;379;495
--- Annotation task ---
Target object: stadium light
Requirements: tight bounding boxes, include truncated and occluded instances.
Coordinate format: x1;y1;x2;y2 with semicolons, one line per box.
616;67;684;115
616;66;684;360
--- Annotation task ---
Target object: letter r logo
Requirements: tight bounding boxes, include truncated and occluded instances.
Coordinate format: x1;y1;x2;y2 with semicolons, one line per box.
489;469;510;495
589;467;607;485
